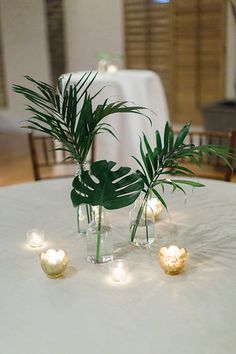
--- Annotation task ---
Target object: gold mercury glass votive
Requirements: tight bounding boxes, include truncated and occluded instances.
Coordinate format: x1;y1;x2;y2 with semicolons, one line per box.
159;245;187;275
39;249;68;278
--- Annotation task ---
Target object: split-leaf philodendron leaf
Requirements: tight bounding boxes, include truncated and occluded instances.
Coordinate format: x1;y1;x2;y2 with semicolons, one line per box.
71;160;144;210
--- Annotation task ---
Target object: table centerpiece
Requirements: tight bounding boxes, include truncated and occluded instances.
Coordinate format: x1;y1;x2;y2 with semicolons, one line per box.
13;72;150;232
130;121;235;246
71;160;143;263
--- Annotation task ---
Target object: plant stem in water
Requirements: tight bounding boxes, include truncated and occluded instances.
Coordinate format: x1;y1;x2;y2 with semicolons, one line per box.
86;204;92;224
131;193;149;242
144;202;149;243
96;205;102;263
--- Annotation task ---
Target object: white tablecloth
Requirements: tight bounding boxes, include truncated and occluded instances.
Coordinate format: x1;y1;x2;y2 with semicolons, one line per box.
0;179;236;354
61;70;169;170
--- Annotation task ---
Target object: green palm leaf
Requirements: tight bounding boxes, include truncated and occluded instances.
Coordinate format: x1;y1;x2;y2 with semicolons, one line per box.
132;121;235;209
71;160;144;210
13;74;151;165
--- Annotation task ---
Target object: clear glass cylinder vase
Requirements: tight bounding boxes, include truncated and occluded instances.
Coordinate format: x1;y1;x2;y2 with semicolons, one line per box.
86;206;113;264
77;204;93;234
129;196;156;246
75;163;92;234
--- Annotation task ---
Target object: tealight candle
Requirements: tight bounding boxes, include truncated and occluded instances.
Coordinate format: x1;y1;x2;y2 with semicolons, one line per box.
159;245;187;275
110;259;128;283
107;64;118;74
27;229;45;248
147;198;163;221
98;59;108;73
40;249;68;278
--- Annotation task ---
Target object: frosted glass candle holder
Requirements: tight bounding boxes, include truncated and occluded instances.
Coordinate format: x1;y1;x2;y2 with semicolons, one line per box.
27;229;45;248
109;259;129;283
40;249;68;278
159;245;187;275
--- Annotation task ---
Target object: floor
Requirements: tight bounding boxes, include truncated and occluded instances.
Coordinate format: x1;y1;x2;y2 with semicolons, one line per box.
0;132;34;186
0;132;235;187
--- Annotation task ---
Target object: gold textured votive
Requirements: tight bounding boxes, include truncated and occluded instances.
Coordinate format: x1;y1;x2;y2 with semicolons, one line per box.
159;245;187;275
40;249;68;278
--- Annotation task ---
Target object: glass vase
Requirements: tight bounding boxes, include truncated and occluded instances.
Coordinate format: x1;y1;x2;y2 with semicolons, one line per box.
77;204;93;234
129;195;155;246
75;163;93;234
86;206;113;264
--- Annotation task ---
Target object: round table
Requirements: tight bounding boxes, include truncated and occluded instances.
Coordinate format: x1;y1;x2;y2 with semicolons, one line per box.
0;178;236;354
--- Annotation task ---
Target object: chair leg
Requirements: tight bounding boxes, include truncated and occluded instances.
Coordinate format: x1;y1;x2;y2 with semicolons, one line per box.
28;133;40;181
224;131;236;182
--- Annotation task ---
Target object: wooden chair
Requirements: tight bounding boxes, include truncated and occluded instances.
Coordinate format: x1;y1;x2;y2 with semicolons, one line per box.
173;130;236;182
28;133;95;181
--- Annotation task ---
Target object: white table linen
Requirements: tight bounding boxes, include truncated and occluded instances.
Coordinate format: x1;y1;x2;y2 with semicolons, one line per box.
60;70;169;170
0;178;236;354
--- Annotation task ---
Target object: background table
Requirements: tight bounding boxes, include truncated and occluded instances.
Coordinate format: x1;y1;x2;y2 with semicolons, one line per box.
1;178;236;354
61;70;169;170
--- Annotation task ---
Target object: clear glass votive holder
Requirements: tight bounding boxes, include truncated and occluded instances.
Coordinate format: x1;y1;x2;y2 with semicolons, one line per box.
109;259;129;283
27;229;45;248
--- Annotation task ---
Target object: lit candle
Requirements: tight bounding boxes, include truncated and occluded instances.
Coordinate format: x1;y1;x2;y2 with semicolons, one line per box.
110;259;128;283
159;245;187;275
27;229;45;248
98;59;108;73
40;249;68;278
147;198;163;221
107;64;118;74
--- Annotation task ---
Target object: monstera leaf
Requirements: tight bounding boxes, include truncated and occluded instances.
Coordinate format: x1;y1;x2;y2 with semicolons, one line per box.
71;160;144;210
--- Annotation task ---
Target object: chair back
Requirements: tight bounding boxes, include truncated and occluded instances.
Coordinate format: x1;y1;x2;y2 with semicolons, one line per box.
28;133;95;180
173;130;236;182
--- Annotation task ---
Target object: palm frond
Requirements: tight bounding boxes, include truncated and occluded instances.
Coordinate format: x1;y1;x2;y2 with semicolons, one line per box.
13;73;151;164
132;121;235;208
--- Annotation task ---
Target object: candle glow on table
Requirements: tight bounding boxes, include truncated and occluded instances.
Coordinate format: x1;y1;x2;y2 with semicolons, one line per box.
27;229;45;248
110;259;128;283
159;245;187;275
40;249;68;278
147;198;163;221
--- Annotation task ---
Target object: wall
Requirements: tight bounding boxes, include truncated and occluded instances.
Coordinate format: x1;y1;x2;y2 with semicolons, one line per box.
226;1;236;99
0;0;51;131
64;0;124;72
0;0;235;132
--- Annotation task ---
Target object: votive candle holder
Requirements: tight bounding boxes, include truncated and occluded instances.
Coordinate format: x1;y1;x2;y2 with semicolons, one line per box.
40;249;68;278
109;259;129;283
159;245;187;275
27;229;45;248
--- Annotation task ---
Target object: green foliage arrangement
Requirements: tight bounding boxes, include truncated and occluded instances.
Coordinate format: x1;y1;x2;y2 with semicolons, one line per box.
13;72;150;166
71;160;144;262
71;160;143;210
130;121;235;242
